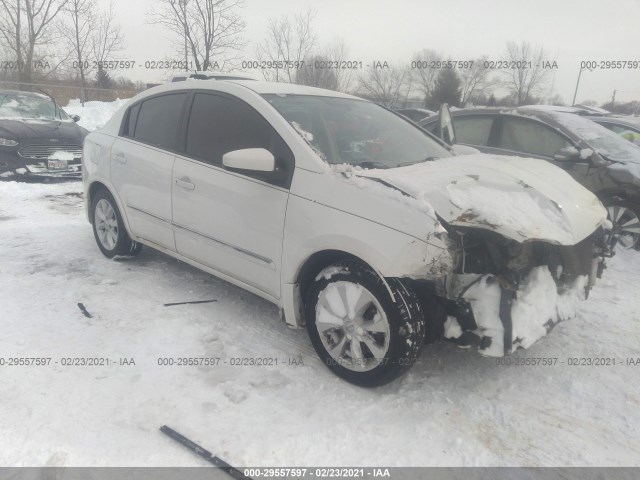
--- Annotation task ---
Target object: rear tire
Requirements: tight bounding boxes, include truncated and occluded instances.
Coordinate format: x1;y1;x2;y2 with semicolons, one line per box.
91;188;142;258
305;261;426;387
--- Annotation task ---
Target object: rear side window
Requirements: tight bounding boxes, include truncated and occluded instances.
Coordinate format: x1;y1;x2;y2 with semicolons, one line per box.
186;93;292;169
498;117;571;157
132;93;187;150
455;116;494;146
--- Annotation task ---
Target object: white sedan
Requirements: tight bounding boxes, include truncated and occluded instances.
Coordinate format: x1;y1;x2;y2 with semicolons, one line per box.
83;80;608;386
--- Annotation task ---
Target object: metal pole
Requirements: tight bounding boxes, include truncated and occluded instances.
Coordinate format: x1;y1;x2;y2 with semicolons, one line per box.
183;0;188;70
572;67;583;106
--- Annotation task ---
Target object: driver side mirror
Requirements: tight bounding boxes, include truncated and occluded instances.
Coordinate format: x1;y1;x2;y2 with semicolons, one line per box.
553;147;581;161
222;148;275;172
71;114;81;123
436;103;456;145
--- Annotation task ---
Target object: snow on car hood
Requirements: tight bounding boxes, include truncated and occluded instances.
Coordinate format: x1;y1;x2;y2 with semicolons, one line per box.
356;154;607;245
0;118;84;141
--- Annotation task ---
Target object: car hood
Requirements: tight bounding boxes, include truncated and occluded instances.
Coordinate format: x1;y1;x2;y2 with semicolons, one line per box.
0;118;85;141
357;154;607;245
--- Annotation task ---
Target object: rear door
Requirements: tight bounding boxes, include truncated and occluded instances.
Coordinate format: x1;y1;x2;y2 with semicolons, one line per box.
171;92;294;299
111;93;188;251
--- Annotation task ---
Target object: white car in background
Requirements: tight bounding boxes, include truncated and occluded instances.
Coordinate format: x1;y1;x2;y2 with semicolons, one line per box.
83;81;608;387
166;71;255;83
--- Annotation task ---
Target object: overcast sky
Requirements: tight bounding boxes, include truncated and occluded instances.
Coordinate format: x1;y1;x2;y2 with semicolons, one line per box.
109;0;640;104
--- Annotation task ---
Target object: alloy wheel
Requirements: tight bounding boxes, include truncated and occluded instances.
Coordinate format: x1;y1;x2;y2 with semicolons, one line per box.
95;198;118;251
606;205;640;250
315;281;391;372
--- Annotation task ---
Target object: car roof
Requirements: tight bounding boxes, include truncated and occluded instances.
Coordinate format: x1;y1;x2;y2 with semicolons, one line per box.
590;116;640;127
146;79;363;101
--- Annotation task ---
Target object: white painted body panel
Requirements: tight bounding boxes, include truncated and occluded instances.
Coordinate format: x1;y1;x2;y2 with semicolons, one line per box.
83;80;606;330
172;155;288;298
110;138;176;251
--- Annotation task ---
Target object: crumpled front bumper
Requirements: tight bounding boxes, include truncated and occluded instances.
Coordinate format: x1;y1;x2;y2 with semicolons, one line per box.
433;230;608;356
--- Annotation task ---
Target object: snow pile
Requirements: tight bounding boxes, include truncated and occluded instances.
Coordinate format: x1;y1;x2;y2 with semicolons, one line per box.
64;98;129;131
511;267;563;349
454;268;586;357
462;276;504;356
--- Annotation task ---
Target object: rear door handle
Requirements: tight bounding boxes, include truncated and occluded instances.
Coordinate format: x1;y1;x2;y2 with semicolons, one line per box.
175;177;195;191
113;152;127;164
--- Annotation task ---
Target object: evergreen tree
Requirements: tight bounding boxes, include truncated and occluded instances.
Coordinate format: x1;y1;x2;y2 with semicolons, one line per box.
428;69;461;109
95;66;112;90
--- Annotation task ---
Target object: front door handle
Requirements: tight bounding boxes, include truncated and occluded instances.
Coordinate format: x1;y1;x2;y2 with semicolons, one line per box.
175;177;195;191
113;152;127;164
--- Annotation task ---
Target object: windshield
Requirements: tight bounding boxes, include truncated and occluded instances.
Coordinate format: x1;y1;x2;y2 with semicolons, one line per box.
263;94;451;169
0;93;69;121
552;112;640;163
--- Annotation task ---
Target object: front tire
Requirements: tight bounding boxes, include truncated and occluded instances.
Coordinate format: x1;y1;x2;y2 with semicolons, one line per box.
91;188;142;258
305;261;426;387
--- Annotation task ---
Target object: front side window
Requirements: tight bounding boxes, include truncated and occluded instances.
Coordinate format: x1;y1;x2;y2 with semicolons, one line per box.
498;117;571;157
264;94;451;169
185;93;292;169
551;112;640;163
132;93;187;150
454;115;495;146
599;122;640;136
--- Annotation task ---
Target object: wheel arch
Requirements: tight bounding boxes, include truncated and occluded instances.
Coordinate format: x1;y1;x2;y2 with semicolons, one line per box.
86;180;134;239
281;249;394;329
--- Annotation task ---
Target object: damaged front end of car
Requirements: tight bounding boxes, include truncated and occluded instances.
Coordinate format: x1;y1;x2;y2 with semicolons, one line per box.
426;225;612;356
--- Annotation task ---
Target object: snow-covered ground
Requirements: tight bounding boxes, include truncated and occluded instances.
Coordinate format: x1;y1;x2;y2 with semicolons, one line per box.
64;99;129;131
0;180;639;467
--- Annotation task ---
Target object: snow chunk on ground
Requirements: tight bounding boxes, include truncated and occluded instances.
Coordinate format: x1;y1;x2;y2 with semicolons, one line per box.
443;316;463;339
462;268;587;356
463;276;504;357
511;267;559;349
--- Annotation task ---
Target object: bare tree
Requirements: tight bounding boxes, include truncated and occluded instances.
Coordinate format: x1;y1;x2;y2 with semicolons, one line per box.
459;56;493;106
502;41;552;106
323;37;353;93
294;37;354;92
411;49;442;108
91;2;124;64
356;65;412;107
0;0;68;87
58;0;93;102
295;54;337;90
150;0;246;72
57;0;123;103
255;9;317;83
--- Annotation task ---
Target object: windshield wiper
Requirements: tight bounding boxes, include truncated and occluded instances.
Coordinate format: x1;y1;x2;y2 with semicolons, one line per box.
397;156;439;167
358;161;389;169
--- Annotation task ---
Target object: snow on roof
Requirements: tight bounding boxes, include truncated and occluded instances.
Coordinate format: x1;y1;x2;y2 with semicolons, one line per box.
226;80;362;100
522;104;592;114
